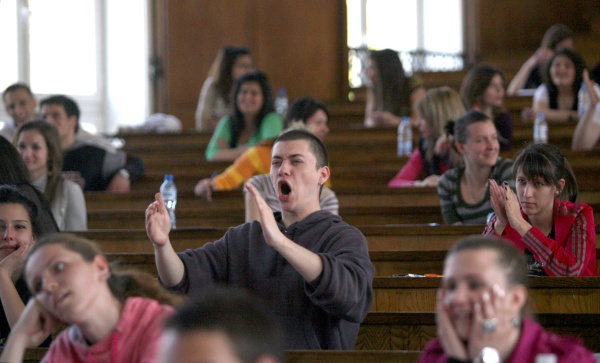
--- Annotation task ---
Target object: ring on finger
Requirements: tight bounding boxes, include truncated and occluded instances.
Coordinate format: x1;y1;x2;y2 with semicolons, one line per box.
482;318;498;333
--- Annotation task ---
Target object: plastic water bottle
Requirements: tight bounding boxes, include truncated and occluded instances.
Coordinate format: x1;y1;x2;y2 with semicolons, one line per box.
533;113;548;144
397;116;412;157
578;83;589;120
579;82;600;124
160;174;177;229
275;88;288;118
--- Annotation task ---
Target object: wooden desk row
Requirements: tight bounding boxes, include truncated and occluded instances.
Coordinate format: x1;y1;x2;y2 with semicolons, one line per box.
103;246;600;279
85;202;600;229
357;312;600;352
14;349;423;363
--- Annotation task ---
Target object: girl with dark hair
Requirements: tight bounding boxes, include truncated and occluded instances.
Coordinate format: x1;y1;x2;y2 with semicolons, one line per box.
205;71;283;161
437;110;514;225
364;49;425;127
507;24;575;95
530;48;587;123
195;46;253;131
15;121;87;231
485;143;596;276
0;137;58;235
419;236;596;362
0;233;177;362
0;185;45;346
196;97;329;199
460;64;513;151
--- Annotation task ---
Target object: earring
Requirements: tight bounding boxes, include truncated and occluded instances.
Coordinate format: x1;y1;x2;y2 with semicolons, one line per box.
555;191;560;196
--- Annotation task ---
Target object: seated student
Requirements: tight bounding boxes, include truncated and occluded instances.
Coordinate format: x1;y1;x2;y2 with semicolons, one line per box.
16;121;87;231
146;129;374;350
485;143;596;276
1;83;38;142
195;96;338;221
1;83;116;151
460;64;513;151
159;287;283;363
0;233;176;363
0;137;58;235
205;71;283;162
194;97;330;199
419;236;596;363
437;111;514;225
40;95;145;192
0;186;49;347
388;87;464;187
195;46;254;131
507;24;575;96
364;49;425;127
525;48;586;123
572;69;600;150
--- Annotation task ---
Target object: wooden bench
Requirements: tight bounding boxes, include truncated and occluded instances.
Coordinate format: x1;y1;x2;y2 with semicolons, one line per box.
13;348;423;363
357;312;600;352
78;225;487;253
85;201;600;229
102;245;600;277
371;277;600;314
286;350;421;363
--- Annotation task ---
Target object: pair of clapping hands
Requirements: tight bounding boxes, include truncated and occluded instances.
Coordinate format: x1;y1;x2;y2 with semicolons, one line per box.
489;180;530;235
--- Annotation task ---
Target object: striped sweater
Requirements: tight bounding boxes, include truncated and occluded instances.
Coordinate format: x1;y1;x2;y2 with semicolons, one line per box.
437;157;514;225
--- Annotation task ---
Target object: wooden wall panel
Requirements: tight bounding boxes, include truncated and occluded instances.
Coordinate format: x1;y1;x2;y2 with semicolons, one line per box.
155;0;343;130
477;0;600;55
154;0;599;130
254;1;343;104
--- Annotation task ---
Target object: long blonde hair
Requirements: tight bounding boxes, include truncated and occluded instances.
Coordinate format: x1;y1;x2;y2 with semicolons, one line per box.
416;87;465;164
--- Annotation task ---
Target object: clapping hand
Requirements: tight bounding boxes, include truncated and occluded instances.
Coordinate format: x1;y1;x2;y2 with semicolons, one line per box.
503;185;528;231
245;182;284;248
145;193;172;247
488;180;508;232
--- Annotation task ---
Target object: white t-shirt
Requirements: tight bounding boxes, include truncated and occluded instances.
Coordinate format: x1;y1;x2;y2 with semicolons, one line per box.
533;83;600;124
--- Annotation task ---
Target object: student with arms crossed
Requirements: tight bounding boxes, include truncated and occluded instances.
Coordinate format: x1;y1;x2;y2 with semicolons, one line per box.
146;129;374;350
40;95;144;192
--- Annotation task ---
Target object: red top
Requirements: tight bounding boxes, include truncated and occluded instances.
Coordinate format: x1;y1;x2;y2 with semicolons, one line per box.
484;199;597;276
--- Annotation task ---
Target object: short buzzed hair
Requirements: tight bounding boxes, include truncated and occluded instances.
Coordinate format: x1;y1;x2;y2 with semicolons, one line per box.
163;287;284;363
274;129;329;168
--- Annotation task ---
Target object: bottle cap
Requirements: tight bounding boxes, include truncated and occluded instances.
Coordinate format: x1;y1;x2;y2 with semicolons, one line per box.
278;88;286;96
164;174;174;181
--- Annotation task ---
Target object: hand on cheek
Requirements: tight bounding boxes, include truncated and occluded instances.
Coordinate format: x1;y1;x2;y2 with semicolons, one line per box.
436;289;468;360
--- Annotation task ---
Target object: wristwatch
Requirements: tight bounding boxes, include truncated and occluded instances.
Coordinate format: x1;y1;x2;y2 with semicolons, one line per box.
474;347;500;363
117;168;130;180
